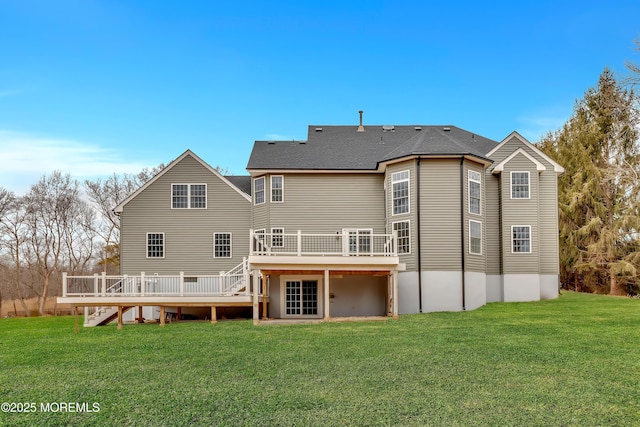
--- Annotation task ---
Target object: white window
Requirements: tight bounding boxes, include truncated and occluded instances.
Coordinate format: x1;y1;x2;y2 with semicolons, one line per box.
512;226;531;253
468;170;481;215
511;172;530;199
214;232;232;258
392;170;410;215
469;220;482;255
344;228;372;255
271;228;284;248
172;184;206;209
254;177;265;205
285;280;318;316
147;233;164;258
271;175;284;203
393;220;411;254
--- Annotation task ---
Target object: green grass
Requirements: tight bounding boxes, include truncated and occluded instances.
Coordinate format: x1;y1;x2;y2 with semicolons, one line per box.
1;292;639;426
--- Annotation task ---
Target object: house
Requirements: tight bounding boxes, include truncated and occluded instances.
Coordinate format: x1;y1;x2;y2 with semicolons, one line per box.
58;115;563;326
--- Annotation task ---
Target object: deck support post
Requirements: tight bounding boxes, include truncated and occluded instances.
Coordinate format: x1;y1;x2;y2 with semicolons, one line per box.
262;276;268;320
211;306;217;324
387;273;392;317
117;306;123;330
74;306;79;333
392;270;399;320
160;306;165;326
252;271;260;324
324;269;330;320
137;306;144;323
177;307;182;321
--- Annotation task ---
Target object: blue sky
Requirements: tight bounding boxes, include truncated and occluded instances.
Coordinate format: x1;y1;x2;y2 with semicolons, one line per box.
1;0;639;194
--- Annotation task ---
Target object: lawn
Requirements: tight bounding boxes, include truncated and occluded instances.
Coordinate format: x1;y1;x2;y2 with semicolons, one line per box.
1;292;639;426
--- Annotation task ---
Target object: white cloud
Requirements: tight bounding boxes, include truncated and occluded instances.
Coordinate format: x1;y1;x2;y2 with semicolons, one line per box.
517;107;570;142
263;133;293;141
0;130;152;195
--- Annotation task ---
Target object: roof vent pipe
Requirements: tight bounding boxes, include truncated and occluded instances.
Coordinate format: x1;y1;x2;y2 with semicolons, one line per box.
357;110;365;132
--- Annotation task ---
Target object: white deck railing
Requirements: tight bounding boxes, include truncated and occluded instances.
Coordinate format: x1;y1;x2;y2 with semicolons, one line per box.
62;259;250;298
250;230;397;257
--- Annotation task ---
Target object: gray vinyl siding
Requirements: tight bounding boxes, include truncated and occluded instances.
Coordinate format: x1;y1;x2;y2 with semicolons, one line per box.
485;173;502;274
120;154;251;275
500;153;540;274
421;159;462;271
490;135;560;275
463;160;486;272
251;175;269;231
267;173;385;233
386;160;417;271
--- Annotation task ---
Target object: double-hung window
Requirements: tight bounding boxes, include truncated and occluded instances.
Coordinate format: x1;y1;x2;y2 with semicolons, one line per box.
512;226;531;253
271;176;284;203
254;177;265;205
468;171;481;215
392;170;410;215
172;184;206;209
511;172;530;199
147;233;164;258
271;228;284;248
393;220;411;254
214;233;232;258
469;221;482;255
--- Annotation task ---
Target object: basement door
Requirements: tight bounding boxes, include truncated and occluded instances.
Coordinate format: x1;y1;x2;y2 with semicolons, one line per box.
284;279;321;318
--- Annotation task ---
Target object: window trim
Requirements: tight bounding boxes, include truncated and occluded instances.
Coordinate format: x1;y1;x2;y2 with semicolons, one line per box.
271;227;284;248
253;177;265;205
343;228;373;255
510;171;531;200
468;170;482;215
213;232;232;258
392;220;411;255
270;175;284;203
171;183;207;209
469;220;482;255
280;274;323;319
511;225;532;254
391;170;410;216
146;232;165;259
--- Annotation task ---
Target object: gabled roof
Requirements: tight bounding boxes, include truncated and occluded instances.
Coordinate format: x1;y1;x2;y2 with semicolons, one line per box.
247;125;499;171
487;131;565;174
492;148;546;174
225;175;252;196
113;150;251;213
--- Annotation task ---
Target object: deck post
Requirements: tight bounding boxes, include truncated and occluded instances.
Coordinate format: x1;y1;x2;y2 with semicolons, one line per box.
101;272;107;296
179;272;184;296
211;306;217;324
262;275;268;320
93;273;99;296
117;306;123;330
160;306;165;326
62;272;67;297
252;271;260;324
243;258;250;296
324;269;330;320
84;306;89;325
392;270;399;319
140;272;145;296
297;230;302;256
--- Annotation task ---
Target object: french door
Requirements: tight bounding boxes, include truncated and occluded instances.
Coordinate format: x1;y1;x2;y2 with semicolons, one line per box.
285;280;319;316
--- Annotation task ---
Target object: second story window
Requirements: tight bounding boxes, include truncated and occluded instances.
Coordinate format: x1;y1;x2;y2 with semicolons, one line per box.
271;175;284;203
254;177;265;205
172;184;207;209
468;170;481;215
147;232;164;258
511;172;530;199
392;170;410;215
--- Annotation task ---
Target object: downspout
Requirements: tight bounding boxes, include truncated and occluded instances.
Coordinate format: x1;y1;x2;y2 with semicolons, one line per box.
460;157;466;311
416;157;423;312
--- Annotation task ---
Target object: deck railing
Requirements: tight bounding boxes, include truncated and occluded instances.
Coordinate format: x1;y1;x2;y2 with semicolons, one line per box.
250;230;397;257
62;259;250;298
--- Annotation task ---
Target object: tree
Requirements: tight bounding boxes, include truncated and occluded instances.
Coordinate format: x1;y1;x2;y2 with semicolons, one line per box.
541;68;640;295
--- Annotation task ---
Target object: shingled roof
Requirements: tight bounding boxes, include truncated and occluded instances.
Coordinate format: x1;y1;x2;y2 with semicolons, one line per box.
247;125;498;170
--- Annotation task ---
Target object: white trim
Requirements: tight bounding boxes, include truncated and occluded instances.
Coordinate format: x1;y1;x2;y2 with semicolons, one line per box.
391;169;410;216
114;149;250;213
511;225;532;254
213;232;233;258
280;274;324;319
467;170;482;216
146;232;165;259
253;176;265;205
469;220;482;255
392;220;411;255
270;175;284;203
492;148;546;174
170;183;207;209
486;131;564;173
510;171;531;199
